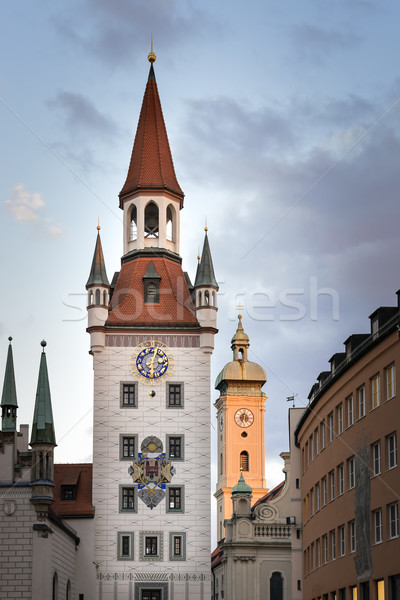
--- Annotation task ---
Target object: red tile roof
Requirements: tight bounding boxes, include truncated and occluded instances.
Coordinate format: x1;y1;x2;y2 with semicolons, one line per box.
119;64;184;206
53;463;94;518
106;255;199;328
211;543;225;569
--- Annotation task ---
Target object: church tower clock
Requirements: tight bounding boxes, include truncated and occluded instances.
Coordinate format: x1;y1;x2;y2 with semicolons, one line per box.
87;50;217;600
214;312;267;542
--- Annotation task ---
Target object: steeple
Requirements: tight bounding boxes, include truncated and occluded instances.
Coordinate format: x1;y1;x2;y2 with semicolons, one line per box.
119;61;183;205
231;312;250;361
1;337;18;432
194;230;218;288
86;227;110;288
30;341;56;446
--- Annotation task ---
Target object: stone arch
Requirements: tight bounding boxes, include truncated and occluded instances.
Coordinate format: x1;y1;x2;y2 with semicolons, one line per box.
270;571;283;600
130;204;137;241
144;201;159;238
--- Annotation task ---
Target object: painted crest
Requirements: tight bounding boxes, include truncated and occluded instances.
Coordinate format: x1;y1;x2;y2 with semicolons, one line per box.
129;452;175;509
3;500;16;516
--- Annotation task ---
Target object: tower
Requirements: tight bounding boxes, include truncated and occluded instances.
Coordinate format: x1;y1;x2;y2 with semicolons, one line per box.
1;337;18;433
88;52;217;600
214;313;267;542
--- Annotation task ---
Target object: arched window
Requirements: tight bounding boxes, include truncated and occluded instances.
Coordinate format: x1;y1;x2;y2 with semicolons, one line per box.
205;290;210;305
89;290;93;305
197;291;202;307
95;289;100;305
130;204;137;241
238;348;244;360
270;572;283;600
66;580;71;600
52;572;58;600
145;202;159;238
212;291;216;306
240;451;249;471
220;453;223;475
103;290;107;305
166;205;174;241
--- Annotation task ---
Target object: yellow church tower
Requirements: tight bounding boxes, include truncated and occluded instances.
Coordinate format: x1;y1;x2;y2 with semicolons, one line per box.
214;312;268;541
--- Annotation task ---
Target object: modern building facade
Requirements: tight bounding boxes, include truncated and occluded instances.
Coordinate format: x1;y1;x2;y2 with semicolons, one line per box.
212;317;304;600
295;291;400;600
87;51;218;600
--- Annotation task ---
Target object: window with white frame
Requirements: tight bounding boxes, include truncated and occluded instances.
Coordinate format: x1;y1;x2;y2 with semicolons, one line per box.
310;487;315;515
330;470;335;501
374;509;383;544
371;374;380;409
349;520;356;553
338;464;344;495
389;502;399;539
372;441;381;476
388;432;397;470
348;457;355;489
358;385;366;418
328;412;334;442
331;530;336;560
339;525;345;556
346;395;353;427
117;532;134;560
386;364;396;400
321;420;326;450
322;476;327;506
311;542;315;570
337;404;343;435
310;435;314;462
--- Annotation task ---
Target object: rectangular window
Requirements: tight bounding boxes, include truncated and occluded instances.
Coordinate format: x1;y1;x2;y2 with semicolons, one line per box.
349;520;356;553
358;385;366;418
330;470;335;501
311;488;315;515
322;476;327;506
338;464;344;495
348;457;355;490
120;435;137;460
331;529;336;560
315;482;320;511
351;587;358;600
339;589;346;600
310;435;314;461
317;537;321;567
305;442;309;469
372;441;381;476
388;432;398;469
120;486;136;512
321;420;326;450
167;486;184;512
168;531;186;561
315;428;319;455
389;502;399;539
376;580;384;600
386;364;396;400
311;542;315;570
371;374;380;409
337;404;343;435
322;534;328;563
145;536;158;556
346;395;353;427
61;485;76;501
117;532;134;560
328;412;334;442
374;508;383;544
167;383;184;408
339;525;345;556
167;435;184;460
121;383;137;407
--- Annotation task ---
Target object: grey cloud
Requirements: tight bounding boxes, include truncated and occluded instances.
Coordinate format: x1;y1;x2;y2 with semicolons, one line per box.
291;23;362;64
47;92;117;138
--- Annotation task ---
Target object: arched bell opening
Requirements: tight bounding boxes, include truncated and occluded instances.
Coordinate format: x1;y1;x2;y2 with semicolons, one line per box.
240;450;249;471
103;290;108;305
204;290;210;305
95;289;101;305
129;204;137;241
166;204;174;242
145;202;159;238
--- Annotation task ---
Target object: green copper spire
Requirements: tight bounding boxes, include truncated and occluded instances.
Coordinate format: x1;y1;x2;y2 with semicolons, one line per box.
30;341;56;446
231;472;252;496
194;230;218;288
86;228;110;288
1;337;18;432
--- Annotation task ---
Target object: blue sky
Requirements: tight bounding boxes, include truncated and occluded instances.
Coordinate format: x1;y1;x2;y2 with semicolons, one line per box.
1;0;400;510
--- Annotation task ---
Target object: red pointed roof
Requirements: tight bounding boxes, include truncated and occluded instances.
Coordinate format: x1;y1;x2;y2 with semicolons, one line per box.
119;63;184;207
106;255;199;328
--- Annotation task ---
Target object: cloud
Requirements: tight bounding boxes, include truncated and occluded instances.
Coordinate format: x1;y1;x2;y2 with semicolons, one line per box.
5;184;64;237
291;23;362;64
47;92;117;138
5;184;45;221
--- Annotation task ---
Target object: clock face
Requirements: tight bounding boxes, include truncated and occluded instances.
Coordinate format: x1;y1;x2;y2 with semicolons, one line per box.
130;341;174;383
234;408;254;428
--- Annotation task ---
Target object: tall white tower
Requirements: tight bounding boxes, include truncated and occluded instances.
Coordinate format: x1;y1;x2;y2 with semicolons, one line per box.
87;51;218;600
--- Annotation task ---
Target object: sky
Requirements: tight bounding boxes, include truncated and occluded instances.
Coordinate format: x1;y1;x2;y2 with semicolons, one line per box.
1;0;400;523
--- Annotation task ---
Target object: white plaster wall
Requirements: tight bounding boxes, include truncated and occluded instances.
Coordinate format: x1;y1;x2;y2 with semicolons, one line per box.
92;341;212;599
51;524;77;600
64;517;96;600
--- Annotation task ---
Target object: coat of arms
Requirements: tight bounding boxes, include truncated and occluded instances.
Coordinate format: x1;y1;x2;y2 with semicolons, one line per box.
129;452;175;509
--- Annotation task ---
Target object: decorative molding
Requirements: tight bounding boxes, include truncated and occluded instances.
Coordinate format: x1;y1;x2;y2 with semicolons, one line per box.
97;572;211;582
106;334;200;348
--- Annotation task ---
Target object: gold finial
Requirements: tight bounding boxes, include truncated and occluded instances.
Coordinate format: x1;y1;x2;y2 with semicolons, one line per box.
97;217;101;231
197;247;201;261
204;217;208;232
148;33;156;63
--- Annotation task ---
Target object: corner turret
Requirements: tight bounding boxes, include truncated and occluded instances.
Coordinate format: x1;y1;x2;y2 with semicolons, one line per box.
1;337;18;432
86;226;110;353
194;228;218;352
30;341;56;517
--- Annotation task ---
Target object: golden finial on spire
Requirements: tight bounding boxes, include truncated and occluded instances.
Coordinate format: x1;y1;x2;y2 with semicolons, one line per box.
197;247;201;261
97;217;101;231
148;33;156;63
204;217;208;232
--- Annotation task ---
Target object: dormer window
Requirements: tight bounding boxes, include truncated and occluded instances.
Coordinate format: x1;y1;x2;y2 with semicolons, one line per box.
61;485;77;501
143;261;161;304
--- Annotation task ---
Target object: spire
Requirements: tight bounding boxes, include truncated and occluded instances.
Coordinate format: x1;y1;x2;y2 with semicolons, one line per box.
1;337;18;432
119;57;184;206
194;230;218;288
231;312;250;360
232;472;252;496
30;341;56;446
86;228;110;288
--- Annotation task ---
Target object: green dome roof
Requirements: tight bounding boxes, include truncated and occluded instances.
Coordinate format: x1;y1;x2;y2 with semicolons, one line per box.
232;473;252;496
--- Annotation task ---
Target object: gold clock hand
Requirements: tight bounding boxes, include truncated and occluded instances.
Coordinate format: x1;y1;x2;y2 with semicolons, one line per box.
149;348;157;376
